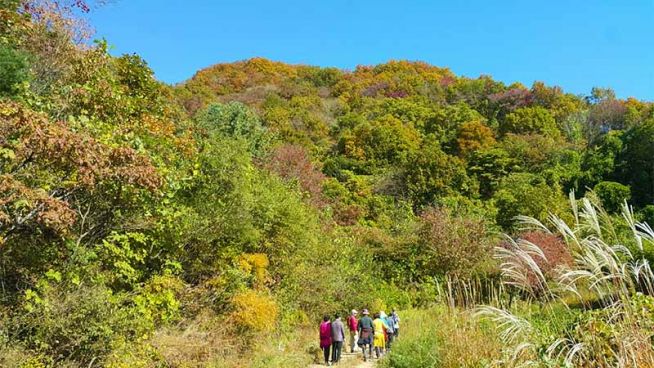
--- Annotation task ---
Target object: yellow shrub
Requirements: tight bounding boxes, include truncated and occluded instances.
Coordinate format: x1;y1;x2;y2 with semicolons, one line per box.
19;357;46;368
371;298;387;313
106;336;160;368
238;253;269;286
231;290;278;333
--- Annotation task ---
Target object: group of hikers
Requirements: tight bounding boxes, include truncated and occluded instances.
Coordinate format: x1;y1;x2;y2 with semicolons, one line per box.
319;308;400;365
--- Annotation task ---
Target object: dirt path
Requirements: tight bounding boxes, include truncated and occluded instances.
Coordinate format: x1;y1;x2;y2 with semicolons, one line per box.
308;351;381;368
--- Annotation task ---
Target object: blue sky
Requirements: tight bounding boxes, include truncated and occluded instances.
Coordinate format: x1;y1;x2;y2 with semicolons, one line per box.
89;1;654;100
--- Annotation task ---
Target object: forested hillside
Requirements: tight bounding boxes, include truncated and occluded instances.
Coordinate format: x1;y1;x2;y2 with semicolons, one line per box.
2;1;654;367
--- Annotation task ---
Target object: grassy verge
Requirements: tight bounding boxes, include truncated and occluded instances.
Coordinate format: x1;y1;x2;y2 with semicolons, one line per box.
381;307;502;368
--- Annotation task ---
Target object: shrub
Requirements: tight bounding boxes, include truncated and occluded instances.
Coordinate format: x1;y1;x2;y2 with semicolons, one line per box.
593;181;631;213
231;290;278;333
238;253;270;286
483;195;654;367
133;274;185;327
418;207;495;278
502;231;572;294
519;231;572;279
11;283;150;367
642;205;654;228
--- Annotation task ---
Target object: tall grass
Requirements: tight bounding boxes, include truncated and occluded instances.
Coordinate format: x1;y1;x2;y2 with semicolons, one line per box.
436;275;507;309
477;193;654;367
382;307;502;368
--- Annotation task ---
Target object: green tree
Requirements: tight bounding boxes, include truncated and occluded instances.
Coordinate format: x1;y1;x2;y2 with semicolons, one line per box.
468;147;517;198
0;44;29;96
425;102;485;149
369;97;436;131
196;102;270;156
593;181;631;213
341;114;420;166
619;119;654;206
404;140;472;208
500;106;560;137
580;130;623;189
500;133;582;191
493;173;567;230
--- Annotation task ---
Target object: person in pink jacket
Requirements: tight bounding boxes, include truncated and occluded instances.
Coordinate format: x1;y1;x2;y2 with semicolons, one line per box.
319;315;332;365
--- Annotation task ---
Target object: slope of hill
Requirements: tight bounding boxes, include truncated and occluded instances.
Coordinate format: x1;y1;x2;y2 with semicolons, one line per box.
3;1;654;367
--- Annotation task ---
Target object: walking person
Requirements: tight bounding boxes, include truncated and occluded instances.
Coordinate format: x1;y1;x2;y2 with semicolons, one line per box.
331;313;345;364
372;312;387;359
319;315;332;366
357;309;374;361
391;309;400;338
347;309;358;353
381;311;394;352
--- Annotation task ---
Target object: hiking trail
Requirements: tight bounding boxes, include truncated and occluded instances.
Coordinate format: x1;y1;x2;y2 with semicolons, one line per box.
308;350;379;368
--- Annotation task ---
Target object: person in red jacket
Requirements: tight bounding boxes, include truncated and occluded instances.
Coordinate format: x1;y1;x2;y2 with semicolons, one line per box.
319;315;332;365
347;309;358;353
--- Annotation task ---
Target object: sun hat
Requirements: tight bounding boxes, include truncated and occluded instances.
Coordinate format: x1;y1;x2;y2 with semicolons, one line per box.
351;309;358;314
362;309;369;315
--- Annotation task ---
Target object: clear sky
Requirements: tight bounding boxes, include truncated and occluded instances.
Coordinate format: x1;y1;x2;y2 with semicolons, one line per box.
89;0;654;100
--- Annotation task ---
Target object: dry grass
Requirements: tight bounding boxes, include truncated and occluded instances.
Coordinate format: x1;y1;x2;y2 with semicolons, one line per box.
137;310;315;368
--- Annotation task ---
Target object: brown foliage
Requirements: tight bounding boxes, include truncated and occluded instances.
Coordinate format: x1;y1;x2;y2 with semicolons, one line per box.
1;101;161;190
333;204;363;226
498;231;572;295
0;175;76;239
0;102;160;241
263;144;326;207
519;231;572;278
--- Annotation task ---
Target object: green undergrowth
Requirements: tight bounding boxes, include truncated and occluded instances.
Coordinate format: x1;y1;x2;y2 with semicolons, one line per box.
382;307;501;368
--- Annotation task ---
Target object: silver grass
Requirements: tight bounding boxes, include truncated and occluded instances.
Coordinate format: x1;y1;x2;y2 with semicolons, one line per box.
487;191;654;367
569;190;579;227
474;306;532;344
515;215;551;234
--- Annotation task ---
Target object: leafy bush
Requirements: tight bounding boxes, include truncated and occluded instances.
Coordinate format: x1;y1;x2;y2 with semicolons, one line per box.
263;144;326;207
641;205;654;227
417;207;496;278
0;44;29;97
231;290;279;333
593;181;631;213
11;282;150;367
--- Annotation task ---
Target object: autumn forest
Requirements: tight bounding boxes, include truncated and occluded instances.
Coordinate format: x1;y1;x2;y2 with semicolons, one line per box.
2;1;654;367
